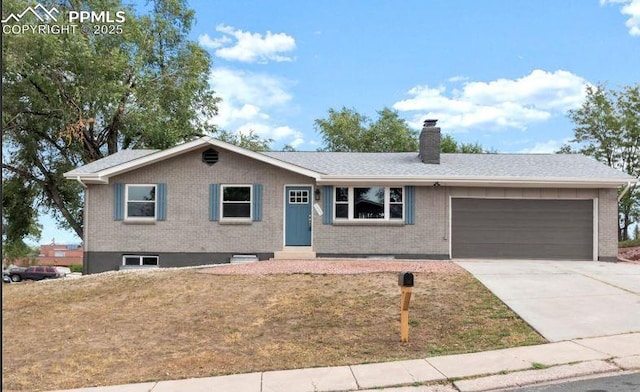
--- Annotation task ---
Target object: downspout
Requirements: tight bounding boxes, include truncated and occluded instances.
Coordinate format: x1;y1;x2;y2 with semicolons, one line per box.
618;181;634;202
75;177;88;274
75;176;88;190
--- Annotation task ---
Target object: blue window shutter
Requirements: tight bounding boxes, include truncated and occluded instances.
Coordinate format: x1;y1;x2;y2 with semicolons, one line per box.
252;184;263;222
209;184;219;221
157;183;167;221
114;183;124;221
405;186;415;225
322;186;333;225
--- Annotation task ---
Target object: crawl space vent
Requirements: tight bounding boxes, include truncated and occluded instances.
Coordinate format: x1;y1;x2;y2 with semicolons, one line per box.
202;148;219;165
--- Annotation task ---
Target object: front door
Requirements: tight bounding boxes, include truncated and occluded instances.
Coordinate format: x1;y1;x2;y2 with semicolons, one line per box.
285;186;312;246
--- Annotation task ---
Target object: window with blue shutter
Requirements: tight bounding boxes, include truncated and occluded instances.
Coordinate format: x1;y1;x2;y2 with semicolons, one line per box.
157;183;167;221
209;184;220;221
252;184;263;222
124;185;157;220
322;186;333;224
405;186;415;225
114;183;124;221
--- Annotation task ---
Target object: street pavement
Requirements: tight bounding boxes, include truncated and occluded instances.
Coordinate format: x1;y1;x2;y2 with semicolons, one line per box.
506;373;640;392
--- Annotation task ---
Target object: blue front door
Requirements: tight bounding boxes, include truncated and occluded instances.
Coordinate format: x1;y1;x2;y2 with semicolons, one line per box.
285;186;312;246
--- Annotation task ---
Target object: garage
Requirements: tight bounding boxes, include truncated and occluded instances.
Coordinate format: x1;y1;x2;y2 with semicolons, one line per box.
451;198;594;260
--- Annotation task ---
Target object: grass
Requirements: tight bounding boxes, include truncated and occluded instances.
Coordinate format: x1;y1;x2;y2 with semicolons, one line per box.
619;238;640;248
531;362;549;369
2;267;545;391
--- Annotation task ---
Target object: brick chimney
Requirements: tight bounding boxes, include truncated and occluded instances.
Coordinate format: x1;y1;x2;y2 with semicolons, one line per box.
419;119;440;164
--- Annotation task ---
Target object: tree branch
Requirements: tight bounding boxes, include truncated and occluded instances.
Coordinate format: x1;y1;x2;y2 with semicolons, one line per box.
2;164;46;185
31;159;83;238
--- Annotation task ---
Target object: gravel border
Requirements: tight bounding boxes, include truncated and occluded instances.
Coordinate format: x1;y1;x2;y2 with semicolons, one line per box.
199;258;461;275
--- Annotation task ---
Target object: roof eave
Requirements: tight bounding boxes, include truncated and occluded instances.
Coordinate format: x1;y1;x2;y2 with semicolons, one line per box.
62;173;109;184
316;175;635;188
64;137;321;183
207;139;321;179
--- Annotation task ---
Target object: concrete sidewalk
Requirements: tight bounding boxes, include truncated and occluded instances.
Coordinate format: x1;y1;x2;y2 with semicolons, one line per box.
51;332;640;392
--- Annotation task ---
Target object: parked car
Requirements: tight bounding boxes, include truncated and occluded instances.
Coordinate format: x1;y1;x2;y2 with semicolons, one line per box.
54;266;71;276
8;266;63;282
4;267;25;282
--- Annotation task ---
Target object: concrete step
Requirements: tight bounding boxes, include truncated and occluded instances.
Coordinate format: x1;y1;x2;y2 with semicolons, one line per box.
230;254;259;264
273;248;316;260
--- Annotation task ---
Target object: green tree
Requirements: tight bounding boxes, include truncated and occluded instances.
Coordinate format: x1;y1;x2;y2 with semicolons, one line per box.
563;83;640;241
315;107;418;152
1;177;42;263
440;134;486;153
214;130;273;152
315;107;489;153
280;144;297;152
2;0;219;240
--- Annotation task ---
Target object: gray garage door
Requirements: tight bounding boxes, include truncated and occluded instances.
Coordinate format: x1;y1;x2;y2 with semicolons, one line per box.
451;198;593;260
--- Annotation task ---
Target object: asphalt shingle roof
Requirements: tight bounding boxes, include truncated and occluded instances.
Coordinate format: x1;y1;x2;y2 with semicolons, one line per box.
65;149;158;176
64;139;635;183
262;151;633;180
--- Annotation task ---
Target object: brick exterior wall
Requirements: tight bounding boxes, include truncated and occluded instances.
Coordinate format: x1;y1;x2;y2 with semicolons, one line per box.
313;186;449;256
598;188;619;260
37;244;83;266
83;145;620;271
86;146;310;255
313;186;619;260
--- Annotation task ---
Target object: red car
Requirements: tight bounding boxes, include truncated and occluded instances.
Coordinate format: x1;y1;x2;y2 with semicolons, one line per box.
8;266;63;282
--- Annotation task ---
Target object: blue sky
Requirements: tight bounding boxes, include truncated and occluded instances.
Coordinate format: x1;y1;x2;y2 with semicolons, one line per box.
38;0;640;245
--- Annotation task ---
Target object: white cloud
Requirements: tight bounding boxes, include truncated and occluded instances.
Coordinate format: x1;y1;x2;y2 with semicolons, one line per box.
208;67;304;146
602;0;640;36
210;67;292;109
393;69;589;131
198;33;231;49
518;138;571;154
202;24;296;63
448;75;469;83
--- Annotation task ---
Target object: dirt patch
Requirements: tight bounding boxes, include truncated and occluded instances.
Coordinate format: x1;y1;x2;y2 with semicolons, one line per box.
619;246;640;262
2;261;545;391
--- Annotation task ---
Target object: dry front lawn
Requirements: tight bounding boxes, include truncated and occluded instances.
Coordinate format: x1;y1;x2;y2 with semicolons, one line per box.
2;262;545;391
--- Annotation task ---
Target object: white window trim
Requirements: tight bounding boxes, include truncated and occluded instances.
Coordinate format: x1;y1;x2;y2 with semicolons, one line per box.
220;184;253;221
334;186;405;221
124;184;157;221
288;189;310;204
122;255;159;266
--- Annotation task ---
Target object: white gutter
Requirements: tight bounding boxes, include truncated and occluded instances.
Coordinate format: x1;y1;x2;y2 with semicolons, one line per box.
316;175;632;188
618;181;635;202
75;176;88;254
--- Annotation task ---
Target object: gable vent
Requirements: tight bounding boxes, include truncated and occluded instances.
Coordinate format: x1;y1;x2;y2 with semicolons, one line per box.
202;148;219;165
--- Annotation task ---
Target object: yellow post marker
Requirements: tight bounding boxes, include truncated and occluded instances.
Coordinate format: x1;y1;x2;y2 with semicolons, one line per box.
398;272;414;343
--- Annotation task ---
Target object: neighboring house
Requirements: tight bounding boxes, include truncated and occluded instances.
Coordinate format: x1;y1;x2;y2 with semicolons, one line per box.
64;120;637;274
37;243;83;267
9;243;83;267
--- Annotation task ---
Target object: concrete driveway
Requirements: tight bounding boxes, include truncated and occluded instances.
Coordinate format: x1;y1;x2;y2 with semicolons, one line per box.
456;260;640;342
